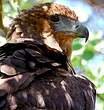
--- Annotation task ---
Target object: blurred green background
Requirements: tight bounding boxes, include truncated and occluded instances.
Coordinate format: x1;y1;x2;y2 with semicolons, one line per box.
0;0;104;110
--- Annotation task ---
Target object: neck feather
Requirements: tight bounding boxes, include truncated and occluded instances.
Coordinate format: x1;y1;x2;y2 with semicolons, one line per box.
42;32;73;59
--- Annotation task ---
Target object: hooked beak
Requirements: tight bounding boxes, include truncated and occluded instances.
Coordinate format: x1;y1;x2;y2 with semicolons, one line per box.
53;16;89;42
75;24;89;42
54;22;89;42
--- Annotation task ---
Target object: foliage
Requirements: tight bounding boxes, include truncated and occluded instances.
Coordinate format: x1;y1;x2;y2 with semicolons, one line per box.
0;0;104;110
72;33;104;110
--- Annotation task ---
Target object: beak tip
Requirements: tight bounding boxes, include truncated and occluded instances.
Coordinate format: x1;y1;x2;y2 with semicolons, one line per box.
85;38;88;43
85;28;89;43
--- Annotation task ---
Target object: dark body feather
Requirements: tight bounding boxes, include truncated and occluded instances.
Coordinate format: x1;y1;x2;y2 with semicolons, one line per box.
0;41;96;110
0;41;68;75
0;70;96;110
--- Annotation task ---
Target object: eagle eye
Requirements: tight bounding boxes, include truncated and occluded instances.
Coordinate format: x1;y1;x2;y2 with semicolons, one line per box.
50;14;60;22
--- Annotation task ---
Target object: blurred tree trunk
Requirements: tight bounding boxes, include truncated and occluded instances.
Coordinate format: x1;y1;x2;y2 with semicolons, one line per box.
86;0;104;8
0;0;4;29
0;0;7;36
86;0;104;16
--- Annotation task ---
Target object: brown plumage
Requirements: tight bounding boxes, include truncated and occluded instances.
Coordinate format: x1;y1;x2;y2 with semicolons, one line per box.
0;3;96;110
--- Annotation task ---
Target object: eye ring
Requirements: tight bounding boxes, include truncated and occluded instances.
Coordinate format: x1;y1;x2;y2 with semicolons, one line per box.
50;14;60;22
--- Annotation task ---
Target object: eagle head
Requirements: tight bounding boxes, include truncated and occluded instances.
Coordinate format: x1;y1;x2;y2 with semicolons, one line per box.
7;3;89;59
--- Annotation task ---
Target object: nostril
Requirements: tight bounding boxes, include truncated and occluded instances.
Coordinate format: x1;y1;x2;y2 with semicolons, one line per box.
75;25;79;29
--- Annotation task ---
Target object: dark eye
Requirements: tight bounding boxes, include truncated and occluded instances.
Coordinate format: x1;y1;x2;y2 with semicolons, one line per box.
50;14;60;22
